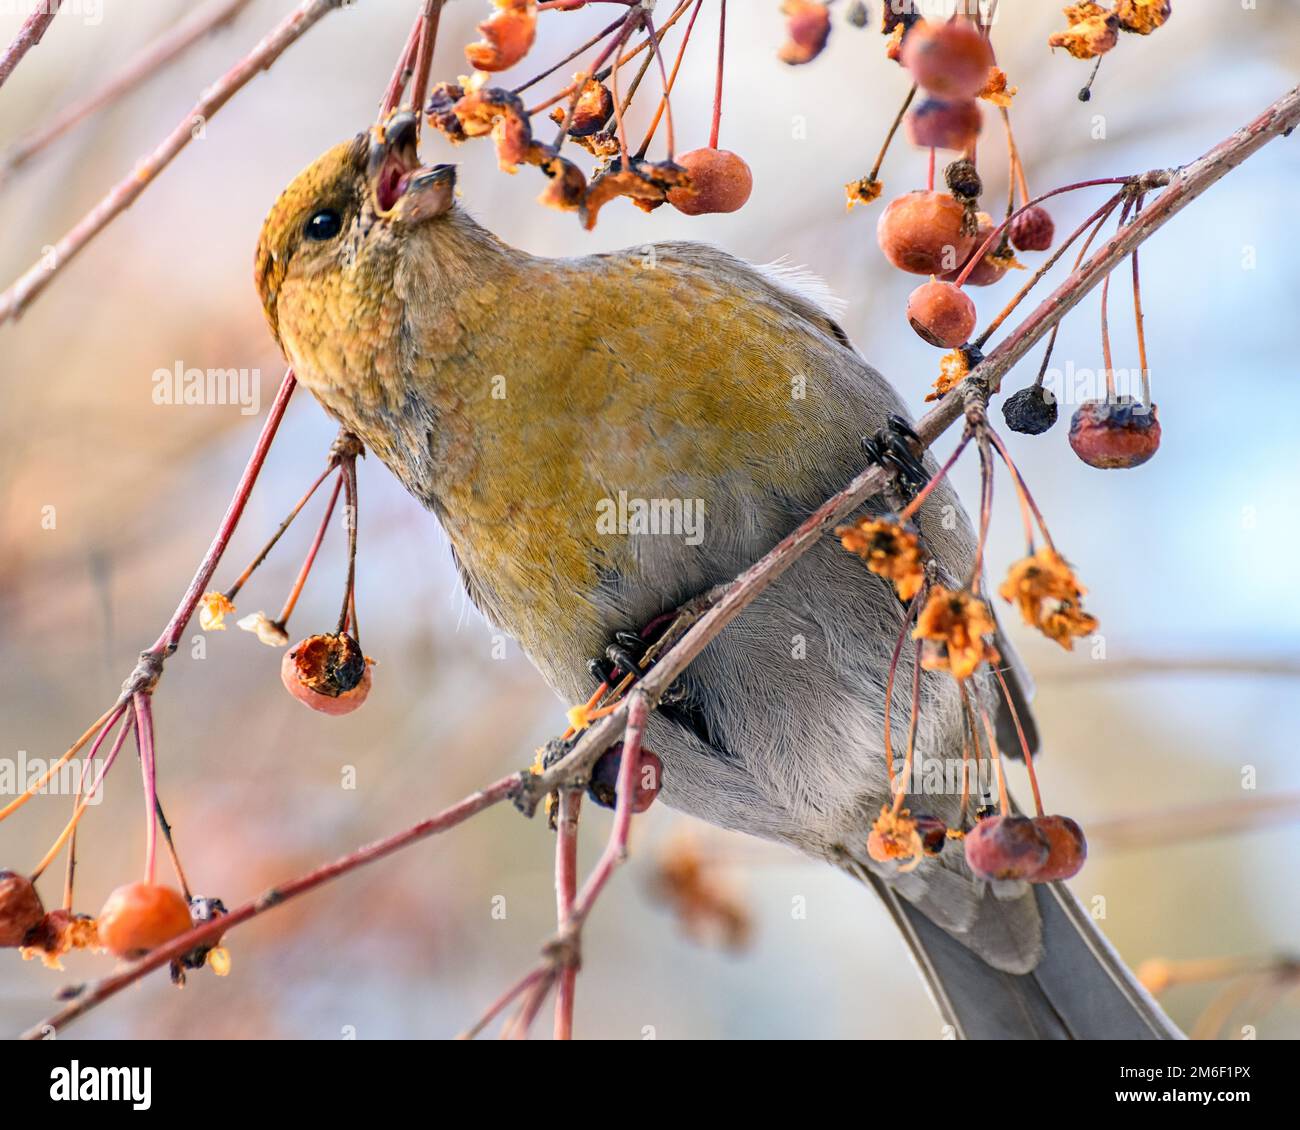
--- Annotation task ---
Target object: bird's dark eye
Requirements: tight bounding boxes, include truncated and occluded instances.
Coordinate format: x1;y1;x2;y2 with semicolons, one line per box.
304;209;342;241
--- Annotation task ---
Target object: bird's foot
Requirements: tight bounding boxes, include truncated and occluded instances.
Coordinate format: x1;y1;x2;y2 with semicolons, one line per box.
586;628;687;704
862;414;930;500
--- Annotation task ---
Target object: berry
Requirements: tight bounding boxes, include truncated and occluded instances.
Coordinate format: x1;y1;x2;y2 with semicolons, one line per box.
281;633;372;715
877;191;976;275
668;148;753;215
1028;815;1087;882
905;97;982;152
1002;384;1059;434
944;157;982;203
942;213;1006;287
97;882;193;957
901;19;994;100
963;814;1050;880
778;1;832;66
913;814;948;856
1010;205;1055;251
464;0;537;73
1069;398;1162;468
907;280;976;347
0;870;44;947
588;744;663;813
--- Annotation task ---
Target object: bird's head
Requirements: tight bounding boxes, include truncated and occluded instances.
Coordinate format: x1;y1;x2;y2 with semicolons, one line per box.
254;111;457;350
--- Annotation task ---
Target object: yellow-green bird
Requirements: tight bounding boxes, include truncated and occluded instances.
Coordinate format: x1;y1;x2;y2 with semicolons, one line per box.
255;112;1178;1039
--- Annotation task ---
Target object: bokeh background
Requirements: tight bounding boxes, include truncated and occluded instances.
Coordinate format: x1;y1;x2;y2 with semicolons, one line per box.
1;0;1298;1039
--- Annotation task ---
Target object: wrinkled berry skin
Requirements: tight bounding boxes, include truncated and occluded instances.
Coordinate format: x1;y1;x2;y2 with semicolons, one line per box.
1029;815;1087;881
1010;205;1055;252
0;870;44;947
1069;398;1161;468
1003;384;1059;434
588;744;662;813
964;814;1050;880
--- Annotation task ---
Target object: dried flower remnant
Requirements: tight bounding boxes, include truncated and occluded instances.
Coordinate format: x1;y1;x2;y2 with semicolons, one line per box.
1048;3;1120;60
836;518;926;601
281;633;372;715
198;591;236;631
465;0;538;73
649;833;752;951
778;1;831;66
237;610;289;647
867;806;924;870
928;346;972;402
845;176;883;209
913;585;999;681
999;547;1098;650
979;67;1017;108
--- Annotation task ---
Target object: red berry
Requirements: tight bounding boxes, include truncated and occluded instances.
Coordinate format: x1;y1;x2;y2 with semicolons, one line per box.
901;19;994;100
942;213;1006;287
0;870;44;947
97;882;193;958
913;814;948;856
905;97;982;152
281;633;372;716
877;191;976;276
668;148;753;215
963;814;1049;881
907;280;976;347
1068;398;1161;468
1028;815;1087;882
1010;205;1055;251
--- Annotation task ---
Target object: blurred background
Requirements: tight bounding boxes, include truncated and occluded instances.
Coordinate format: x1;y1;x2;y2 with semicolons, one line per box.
1;0;1298;1039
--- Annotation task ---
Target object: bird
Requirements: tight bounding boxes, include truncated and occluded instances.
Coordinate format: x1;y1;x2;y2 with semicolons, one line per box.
254;111;1180;1040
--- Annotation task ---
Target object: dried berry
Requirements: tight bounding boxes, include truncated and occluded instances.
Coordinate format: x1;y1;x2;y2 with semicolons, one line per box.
1116;0;1171;35
905;96;982;152
1002;384;1059;434
588;743;663;813
281;633;372;716
877;190;976;275
964;814;1050;881
1068;398;1162;468
667;148;753;215
901;18;994;100
1010;204;1055;251
465;0;538;73
778;1;832;66
550;76;612;137
0;870;44;947
1028;815;1087;881
913;814;948;856
1048;2;1119;60
97;882;193;958
944;157;982;202
907;280;976;348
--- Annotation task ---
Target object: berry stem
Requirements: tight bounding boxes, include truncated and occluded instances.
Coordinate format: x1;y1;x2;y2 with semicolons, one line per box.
641;8;677;160
927;146;936;192
967;433;995;595
553;787;581;1040
862;83;917;187
336;458;360;640
709;0;726;150
890;632;924;815
635;0;703;159
0;704;119;825
896;430;972;524
882;586;925;793
274;472;343;629
993;666;1044;816
134;694;159;886
976;703;1012;817
405;0;444;127
1130;194;1152;406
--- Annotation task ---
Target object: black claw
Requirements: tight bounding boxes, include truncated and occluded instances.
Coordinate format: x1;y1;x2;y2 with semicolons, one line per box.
605;644;644;679
587;656;616;685
887;414;921;445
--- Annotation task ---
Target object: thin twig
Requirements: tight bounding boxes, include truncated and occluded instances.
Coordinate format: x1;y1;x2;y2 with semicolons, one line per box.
0;0;63;92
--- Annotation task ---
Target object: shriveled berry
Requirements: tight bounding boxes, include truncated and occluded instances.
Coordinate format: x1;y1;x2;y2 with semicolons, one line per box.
877;190;976;275
1002;384;1059;434
913;814;948;855
1010;204;1055;251
944;157;982;203
97;882;193;957
1028;815;1087;881
465;0;537;73
778;0;832;66
560;77;612;137
901;18;994;100
588;744;663;813
907;280;976;347
0;870;44;947
1069;398;1161;468
281;633;372;716
964;814;1049;880
905;96;982;152
668;148;753;215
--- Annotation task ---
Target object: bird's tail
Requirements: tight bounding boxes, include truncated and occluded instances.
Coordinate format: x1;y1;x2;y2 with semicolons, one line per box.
864;872;1184;1039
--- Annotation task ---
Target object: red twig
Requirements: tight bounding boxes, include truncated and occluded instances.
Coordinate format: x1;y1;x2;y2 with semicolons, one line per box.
553;788;581;1041
0;0;348;324
0;0;255;187
0;0;63;92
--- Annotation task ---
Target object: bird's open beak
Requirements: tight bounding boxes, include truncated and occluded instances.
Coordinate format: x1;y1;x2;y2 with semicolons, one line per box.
367;111;456;221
